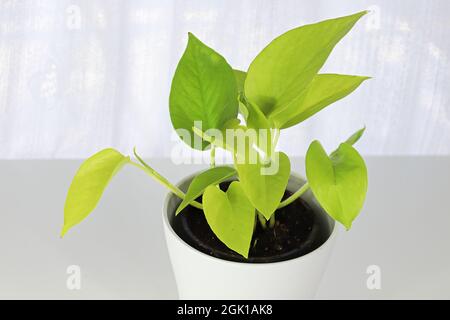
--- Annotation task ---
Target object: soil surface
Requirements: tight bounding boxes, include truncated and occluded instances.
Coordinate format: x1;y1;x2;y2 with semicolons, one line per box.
172;182;331;263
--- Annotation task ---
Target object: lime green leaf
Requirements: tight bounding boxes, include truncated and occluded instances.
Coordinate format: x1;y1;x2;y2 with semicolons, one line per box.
235;152;290;219
176;166;236;215
306;141;368;229
271;74;370;129
234;69;246;95
245;11;367;118
61;149;129;237
238;96;249;120
203;181;255;258
238;91;274;158
169;33;238;150
235;70;274;139
244;101;274;157
344;126;366;146
245;100;272;131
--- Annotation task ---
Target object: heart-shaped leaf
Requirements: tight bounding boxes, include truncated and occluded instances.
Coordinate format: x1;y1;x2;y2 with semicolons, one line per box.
169;33;238;150
235;152;290;220
306;140;368;229
271;74;370;129
203;181;255;258
61;148;129;236
245;11;367;118
176;166;236;215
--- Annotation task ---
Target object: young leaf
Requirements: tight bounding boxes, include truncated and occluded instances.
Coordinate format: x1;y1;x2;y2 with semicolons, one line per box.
306;140;368;229
238;91;274;157
169;33;238;150
234;69;246;95
203;181;255;258
271;74;370;129
245;11;367;119
61;149;130;237
235;152;290;219
238;96;249;120
244;101;274;157
245;100;272;131
176;166;236;215
344;126;366;146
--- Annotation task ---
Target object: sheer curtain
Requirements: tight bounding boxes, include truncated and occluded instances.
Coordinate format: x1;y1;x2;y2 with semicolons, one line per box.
0;0;449;158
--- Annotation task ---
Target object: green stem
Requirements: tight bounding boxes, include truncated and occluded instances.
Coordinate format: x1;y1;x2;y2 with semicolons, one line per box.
257;212;267;229
131;148;203;210
268;213;276;228
210;142;216;168
131;149;310;213
272;128;280;150
277;182;310;209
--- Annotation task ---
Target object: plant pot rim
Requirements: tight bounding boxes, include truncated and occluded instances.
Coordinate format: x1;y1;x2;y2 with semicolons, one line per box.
162;170;337;267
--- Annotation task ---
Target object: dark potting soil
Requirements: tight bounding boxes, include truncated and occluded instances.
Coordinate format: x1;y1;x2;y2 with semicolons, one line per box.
172;182;332;263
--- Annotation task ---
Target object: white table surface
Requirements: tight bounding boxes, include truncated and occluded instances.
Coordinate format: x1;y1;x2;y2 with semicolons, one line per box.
0;156;449;299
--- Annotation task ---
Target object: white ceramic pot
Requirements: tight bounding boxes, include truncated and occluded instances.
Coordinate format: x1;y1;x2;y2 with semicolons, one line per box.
162;172;337;299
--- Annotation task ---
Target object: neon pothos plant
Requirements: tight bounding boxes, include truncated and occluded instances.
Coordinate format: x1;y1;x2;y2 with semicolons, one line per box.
62;11;370;259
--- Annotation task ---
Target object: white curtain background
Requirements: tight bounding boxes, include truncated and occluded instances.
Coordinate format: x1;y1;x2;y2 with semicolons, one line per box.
0;0;449;159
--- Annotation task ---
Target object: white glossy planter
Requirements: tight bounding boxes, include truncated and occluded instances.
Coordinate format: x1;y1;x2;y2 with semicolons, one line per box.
163;173;337;300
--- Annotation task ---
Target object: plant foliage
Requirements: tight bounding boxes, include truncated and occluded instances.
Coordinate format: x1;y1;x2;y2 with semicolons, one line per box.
63;11;370;258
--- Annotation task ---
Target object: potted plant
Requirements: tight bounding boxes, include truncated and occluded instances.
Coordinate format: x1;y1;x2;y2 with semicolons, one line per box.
61;11;370;299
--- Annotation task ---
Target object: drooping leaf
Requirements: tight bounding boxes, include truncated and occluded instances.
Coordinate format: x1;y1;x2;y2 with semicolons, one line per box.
176;166;236;215
245;11;367;119
203;181;255;258
169;33;238;150
305;140;367;229
235;152;290;219
271;74;370;128
61;148;129;236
